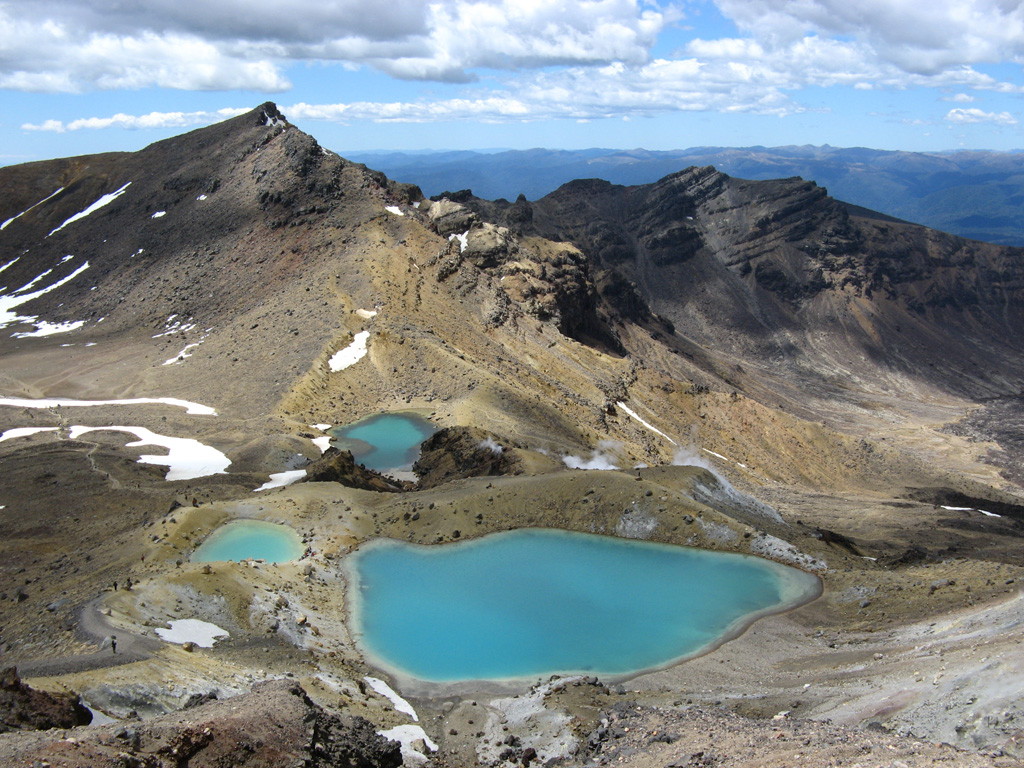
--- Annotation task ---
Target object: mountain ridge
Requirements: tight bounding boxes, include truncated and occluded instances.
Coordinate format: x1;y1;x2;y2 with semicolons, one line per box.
346;144;1024;245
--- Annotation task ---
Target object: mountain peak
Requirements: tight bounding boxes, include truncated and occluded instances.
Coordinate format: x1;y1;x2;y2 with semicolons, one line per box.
256;101;287;127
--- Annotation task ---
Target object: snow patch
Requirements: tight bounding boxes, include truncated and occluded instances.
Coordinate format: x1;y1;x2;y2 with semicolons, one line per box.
67;425;230;480
365;676;418;721
151;211;166;218
2;187;64;231
312;436;332;453
262;110;285;127
0;426;59;443
363;675;437;762
153;315;197;337
155;619;229;647
0;260;90;333
941;504;1002;518
0;396;216;415
197;194;208;201
385;205;404;216
162;333;209;365
254;470;306;492
47;182;131;237
329;330;370;371
616;401;677;445
378;725;438;764
311;423;332;431
355;308;377;319
12;319;86;337
449;231;469;252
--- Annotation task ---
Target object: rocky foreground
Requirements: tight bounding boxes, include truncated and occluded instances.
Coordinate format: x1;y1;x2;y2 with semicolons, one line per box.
0;675;403;768
1;671;1020;768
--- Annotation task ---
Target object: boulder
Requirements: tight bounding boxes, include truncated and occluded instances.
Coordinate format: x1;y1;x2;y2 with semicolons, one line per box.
303;448;412;492
0;666;92;733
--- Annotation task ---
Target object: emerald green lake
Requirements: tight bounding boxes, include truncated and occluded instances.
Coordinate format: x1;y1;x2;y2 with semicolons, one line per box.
331;412;435;474
348;529;820;683
192;520;303;563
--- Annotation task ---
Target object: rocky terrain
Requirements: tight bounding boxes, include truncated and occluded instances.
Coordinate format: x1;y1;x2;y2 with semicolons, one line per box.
0;677;402;767
1;103;1023;766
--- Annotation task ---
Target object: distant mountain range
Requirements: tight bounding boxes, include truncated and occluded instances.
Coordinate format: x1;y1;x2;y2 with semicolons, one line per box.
345;145;1024;246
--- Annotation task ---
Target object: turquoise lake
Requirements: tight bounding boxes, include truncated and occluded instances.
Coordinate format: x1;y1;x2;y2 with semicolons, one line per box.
192;520;303;563
331;412;436;473
348;528;821;683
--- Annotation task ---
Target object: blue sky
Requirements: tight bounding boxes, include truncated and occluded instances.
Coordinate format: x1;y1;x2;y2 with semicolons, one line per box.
2;0;1024;166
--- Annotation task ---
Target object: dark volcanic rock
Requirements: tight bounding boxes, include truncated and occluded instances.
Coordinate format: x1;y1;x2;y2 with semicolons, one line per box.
413;426;523;489
428;196;625;352
455;166;1024;401
0;666;91;732
0;680;403;768
303;448;412;492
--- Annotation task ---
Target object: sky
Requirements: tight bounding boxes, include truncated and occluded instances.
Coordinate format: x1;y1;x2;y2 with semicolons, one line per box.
2;0;1024;166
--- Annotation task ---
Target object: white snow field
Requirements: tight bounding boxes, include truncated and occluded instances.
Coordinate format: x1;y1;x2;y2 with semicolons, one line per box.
155;619;229;647
254;469;307;492
0;259;91;334
328;330;370;371
67;425;230;481
0;426;60;443
0;396;216;415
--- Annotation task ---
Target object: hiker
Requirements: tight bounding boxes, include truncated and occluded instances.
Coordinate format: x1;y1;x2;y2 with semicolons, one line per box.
110;635;117;654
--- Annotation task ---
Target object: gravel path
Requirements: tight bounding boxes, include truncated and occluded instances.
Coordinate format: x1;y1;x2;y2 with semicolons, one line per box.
16;597;161;678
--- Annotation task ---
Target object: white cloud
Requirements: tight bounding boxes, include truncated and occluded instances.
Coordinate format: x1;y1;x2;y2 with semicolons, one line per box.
0;0;675;91
713;0;1024;75
23;108;249;133
9;0;1024;130
945;107;1018;126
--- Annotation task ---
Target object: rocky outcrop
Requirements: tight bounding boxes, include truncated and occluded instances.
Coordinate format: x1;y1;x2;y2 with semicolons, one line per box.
302;448;412;492
0;667;91;733
425;196;623;350
0;680;403;768
457;166;1024;400
413;426;523;489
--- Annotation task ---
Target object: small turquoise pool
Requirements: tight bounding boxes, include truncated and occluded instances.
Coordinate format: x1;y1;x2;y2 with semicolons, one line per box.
192;520;303;563
331;412;435;474
348;529;821;683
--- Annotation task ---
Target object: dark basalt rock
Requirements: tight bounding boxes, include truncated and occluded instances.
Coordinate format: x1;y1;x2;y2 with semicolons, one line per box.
413;426;523;489
0;666;92;733
303;448;412;492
